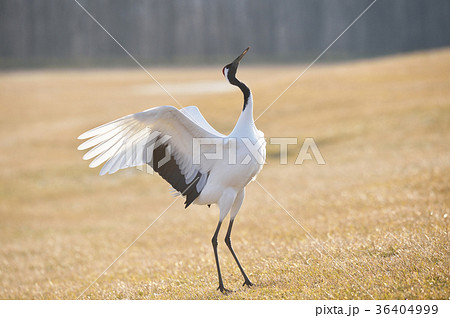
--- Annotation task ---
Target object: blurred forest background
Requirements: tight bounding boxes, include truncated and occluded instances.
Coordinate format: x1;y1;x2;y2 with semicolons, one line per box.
1;0;450;68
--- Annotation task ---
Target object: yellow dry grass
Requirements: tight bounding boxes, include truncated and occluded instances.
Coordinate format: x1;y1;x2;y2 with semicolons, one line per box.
0;49;449;299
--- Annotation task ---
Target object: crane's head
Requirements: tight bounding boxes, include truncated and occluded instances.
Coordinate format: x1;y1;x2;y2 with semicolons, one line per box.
222;47;250;83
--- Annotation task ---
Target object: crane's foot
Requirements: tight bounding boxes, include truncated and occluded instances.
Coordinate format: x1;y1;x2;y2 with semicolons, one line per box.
242;279;254;287
217;285;233;295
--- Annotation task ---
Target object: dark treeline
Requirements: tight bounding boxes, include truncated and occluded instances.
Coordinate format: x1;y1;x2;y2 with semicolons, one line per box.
1;0;449;68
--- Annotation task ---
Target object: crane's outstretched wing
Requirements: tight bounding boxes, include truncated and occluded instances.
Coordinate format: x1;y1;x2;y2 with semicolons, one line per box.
180;106;225;137
78;105;221;207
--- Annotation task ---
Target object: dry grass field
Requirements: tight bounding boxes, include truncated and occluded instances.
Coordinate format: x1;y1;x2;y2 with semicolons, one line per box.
0;49;449;299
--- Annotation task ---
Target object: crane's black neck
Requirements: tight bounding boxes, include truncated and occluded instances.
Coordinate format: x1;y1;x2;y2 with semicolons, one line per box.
227;67;250;111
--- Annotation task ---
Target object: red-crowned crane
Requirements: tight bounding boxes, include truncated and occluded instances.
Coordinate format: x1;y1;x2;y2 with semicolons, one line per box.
78;47;266;294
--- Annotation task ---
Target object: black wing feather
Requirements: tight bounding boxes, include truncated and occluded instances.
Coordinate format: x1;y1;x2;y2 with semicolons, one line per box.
148;139;207;208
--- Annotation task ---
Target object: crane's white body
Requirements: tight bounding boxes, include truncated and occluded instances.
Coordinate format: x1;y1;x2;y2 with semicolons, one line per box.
187;95;266;218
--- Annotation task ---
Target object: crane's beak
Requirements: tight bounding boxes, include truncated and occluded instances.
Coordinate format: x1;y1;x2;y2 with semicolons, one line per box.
232;47;250;65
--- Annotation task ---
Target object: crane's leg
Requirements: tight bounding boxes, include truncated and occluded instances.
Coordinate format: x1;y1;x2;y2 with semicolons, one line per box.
212;220;231;294
224;189;253;287
212;189;236;294
225;219;253;287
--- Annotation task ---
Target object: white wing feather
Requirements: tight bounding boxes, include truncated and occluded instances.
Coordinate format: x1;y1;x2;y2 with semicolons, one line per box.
78;105;221;178
180;106;225;137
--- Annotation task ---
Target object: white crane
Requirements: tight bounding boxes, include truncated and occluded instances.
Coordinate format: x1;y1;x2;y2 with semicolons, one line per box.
78;47;266;294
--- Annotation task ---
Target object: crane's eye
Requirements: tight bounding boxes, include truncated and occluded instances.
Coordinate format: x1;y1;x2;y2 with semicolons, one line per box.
222;67;226;76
